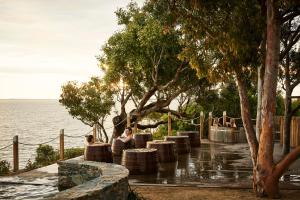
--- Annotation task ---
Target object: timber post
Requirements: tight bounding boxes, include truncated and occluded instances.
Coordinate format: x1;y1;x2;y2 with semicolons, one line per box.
59;129;64;160
134;122;138;134
168;112;172;136
200;111;204;139
223;111;227;126
127;114;131;128
13;135;19;172
208;112;212;140
93;125;97;142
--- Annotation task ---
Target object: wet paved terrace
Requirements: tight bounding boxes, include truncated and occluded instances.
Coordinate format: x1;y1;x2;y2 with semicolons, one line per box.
127;140;300;188
1;140;300;199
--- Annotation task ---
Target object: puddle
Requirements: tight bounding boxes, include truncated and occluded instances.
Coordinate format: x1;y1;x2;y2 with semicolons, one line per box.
0;170;58;199
127;143;300;187
1;142;299;199
0;183;57;199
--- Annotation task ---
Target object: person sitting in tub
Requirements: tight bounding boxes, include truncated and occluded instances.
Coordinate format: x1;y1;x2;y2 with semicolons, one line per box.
118;127;134;148
84;135;94;160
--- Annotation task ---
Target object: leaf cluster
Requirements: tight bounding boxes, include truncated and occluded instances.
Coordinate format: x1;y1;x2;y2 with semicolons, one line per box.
59;77;114;127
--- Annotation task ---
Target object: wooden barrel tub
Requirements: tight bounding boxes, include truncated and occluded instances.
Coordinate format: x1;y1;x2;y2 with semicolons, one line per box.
146;141;177;163
177;154;190;169
122;148;158;175
177;131;200;147
112;138;125;156
164;136;191;154
209;126;247;143
85;143;112;163
134;133;153;148
158;162;177;178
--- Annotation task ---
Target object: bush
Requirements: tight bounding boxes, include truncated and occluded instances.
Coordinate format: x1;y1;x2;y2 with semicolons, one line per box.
34;144;59;167
26;145;84;170
0;160;10;175
25;159;37;171
64;147;84;159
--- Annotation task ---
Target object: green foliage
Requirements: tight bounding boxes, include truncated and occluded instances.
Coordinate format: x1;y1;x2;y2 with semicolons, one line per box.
60;77;114;127
276;94;285;116
34;144;59;167
64;148;84;159
25;159;37;171
148;0;263;80
153;113;197;140
25;146;84;171
292;100;300;116
0;160;10;175
100;2;200;100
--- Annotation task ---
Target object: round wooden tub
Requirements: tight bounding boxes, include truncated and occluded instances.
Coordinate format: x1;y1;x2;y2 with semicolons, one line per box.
146;141;177;163
112;138;125;156
122;148;158;175
209;126;247;143
164;136;191;154
134;133;153;148
85;143;112;163
177;131;200;147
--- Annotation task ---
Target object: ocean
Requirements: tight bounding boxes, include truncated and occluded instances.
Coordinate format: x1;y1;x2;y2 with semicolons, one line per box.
0;99;113;169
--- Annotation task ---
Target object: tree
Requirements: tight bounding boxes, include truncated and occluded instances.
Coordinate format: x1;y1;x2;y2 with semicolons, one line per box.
149;0;300;197
59;77;114;143
99;2;205;140
279;17;300;155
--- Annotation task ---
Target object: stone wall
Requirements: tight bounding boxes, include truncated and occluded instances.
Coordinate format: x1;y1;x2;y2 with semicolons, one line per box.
47;157;129;200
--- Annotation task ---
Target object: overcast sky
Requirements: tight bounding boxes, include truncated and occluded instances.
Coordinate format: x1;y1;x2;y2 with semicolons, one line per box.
0;0;144;99
0;0;299;99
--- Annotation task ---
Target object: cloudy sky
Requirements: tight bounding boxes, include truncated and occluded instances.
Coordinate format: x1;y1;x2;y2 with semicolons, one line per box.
0;0;144;99
0;0;299;99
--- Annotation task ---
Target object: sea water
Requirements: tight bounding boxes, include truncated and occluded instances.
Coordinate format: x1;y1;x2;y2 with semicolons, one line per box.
0;99;113;169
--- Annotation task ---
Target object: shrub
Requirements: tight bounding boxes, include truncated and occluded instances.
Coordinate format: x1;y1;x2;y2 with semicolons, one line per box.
34;144;59;167
25;159;37;171
23;145;85;171
0;160;10;175
64;147;84;159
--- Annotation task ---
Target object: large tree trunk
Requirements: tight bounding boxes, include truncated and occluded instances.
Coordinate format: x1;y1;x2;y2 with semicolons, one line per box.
236;74;258;165
110;114;127;144
255;0;281;197
235;73;260;194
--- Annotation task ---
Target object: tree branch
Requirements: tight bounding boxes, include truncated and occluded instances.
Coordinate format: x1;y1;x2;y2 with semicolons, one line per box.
136;120;167;130
280;25;300;61
156;108;186;118
140;87;189;118
131;96;139;108
158;61;188;91
274;146;300;179
291;79;300;90
235;72;258;165
136;86;158;113
121;91;132;108
282;10;300;23
98;122;108;143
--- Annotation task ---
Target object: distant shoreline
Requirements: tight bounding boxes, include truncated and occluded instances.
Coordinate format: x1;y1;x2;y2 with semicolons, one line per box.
0;99;59;100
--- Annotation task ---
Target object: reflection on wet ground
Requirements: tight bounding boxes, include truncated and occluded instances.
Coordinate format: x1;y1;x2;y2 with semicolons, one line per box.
126;142;300;187
0;165;58;199
1;141;299;199
0;177;58;199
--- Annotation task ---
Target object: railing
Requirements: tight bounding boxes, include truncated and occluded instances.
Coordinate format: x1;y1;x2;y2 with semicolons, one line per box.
0;129;92;172
4;111;296;173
